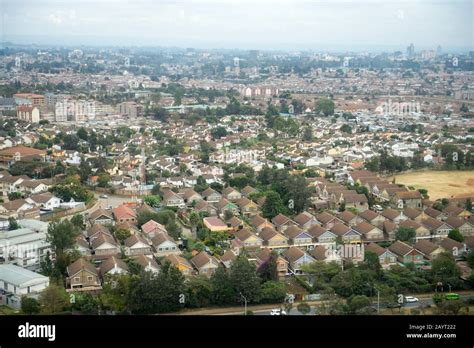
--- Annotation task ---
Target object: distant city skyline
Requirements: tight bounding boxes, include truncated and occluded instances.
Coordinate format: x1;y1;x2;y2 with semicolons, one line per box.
1;0;472;52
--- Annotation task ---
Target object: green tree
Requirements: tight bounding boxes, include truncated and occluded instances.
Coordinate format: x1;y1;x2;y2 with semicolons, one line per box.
46;219;80;255
8;191;22;201
257;251;279;282
431;252;462;287
100;274;132;313
348;295;372;314
448;229;464;243
230;254;261;303
76;127;88;141
21;297;41;314
261;191;285;219
364;251;382;275
97;172;111;188
302;126;313;141
210;265;235;305
39;284;70;314
296;302;311;315
260;281;286;304
395;227;416;243
143;195;161;208
340;124;352;134
70;214;85;230
315;98;335;116
8;217;19;230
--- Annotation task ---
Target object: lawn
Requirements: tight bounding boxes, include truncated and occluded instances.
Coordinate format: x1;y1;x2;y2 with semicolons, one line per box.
388;170;474;201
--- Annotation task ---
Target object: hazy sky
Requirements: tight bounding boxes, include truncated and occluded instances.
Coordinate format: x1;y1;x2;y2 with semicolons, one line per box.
1;0;472;52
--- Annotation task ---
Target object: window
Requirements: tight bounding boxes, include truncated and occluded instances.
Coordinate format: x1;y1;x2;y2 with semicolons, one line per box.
87;276;93;281
74;277;80;282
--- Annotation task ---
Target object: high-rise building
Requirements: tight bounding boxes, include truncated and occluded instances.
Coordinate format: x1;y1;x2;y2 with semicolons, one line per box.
118;101;140;118
406;43;415;58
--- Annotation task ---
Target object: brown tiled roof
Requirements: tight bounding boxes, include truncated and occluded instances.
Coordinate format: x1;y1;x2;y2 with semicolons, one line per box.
382;208;401;221
283;246;306;263
293;211;316;226
395;191;422;200
388;240;413;256
67;257;98;277
310;245;329;261
414;240;439;256
359;209;382;222
307;225;330;238
439;238;463;251
338;210;357;223
89;208;113;221
316;212;338;225
424;207;443;219
403;207;423;220
365;242;387;256
353;221;378;235
99;256;129;276
422;217;444;230
399;219;422;230
330;223;352;236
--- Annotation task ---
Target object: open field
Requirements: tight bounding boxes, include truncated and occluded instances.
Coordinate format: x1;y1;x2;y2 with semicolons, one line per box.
388;171;474;201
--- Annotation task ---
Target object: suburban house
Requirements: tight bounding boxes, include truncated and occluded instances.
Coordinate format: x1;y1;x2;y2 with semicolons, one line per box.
89;208;114;226
215;198;239;217
180;188;203;206
99;256;129;278
256;248;289;278
141;219;168;238
422;217;452;238
388;240;425;265
293;211;320;230
310;245;342;264
414;240;445;261
163;254;193;276
235;197;259;217
359;210;385;226
316;212;343;229
271;214;298;233
113;204;137;224
124;234;152;256
87;224;113;242
132;255;160;274
162;189;186;208
222;186;242;201
424;207;446;220
190;251;219;277
393;191;423;209
330;223;362;244
203;216;230;232
194;200;217;216
308;225;337;244
151;232;181;257
250;214;274;233
283;246;316;274
259;227;289;249
232;228;263;250
91;234;120;256
66;258;101;290
399;219;431;240
283;225;313;248
353;221;384;241
201;187;222;203
220;249;237;269
403;207;424;222
440;238;466;259
338;210;364;227
365;243;397;268
382;208;407;224
26;192;61;211
445;216;474;237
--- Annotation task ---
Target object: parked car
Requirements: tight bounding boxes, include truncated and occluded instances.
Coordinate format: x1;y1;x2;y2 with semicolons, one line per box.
270;309;287;316
373;205;383;212
405;296;419;303
100;194;108;199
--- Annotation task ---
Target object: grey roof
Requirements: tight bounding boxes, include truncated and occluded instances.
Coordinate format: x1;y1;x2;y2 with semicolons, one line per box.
0;264;49;287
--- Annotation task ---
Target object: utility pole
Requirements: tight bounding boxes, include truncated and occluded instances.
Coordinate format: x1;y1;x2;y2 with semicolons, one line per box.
240;292;247;316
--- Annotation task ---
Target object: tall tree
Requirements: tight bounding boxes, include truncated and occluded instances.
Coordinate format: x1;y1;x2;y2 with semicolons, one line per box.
262;191;285;219
257;251;279;282
230;255;261;303
210;265;235;305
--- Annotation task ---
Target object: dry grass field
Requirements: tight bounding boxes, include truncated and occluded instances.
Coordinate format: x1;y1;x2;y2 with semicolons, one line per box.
388;171;474;201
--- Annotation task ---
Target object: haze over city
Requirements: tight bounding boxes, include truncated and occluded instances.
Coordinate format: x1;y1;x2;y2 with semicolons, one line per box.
1;0;473;52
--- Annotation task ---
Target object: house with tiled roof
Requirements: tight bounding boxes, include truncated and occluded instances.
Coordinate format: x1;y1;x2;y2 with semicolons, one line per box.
365;243;397;269
388;240;424;265
414;240;444;260
113;204;137;224
256;248;288;278
282;246;316;274
66;258;101;290
190;251;219;277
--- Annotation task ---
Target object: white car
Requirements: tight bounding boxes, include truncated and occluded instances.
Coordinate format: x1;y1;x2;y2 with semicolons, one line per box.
100;194;108;199
270;309;287;316
405;296;419;303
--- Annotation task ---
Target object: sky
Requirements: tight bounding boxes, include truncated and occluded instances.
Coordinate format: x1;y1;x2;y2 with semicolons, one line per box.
0;0;472;52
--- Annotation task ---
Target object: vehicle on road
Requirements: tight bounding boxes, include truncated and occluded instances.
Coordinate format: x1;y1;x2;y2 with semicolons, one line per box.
100;194;108;199
373;205;383;212
270;309;287;316
445;293;460;300
405;296;419;303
